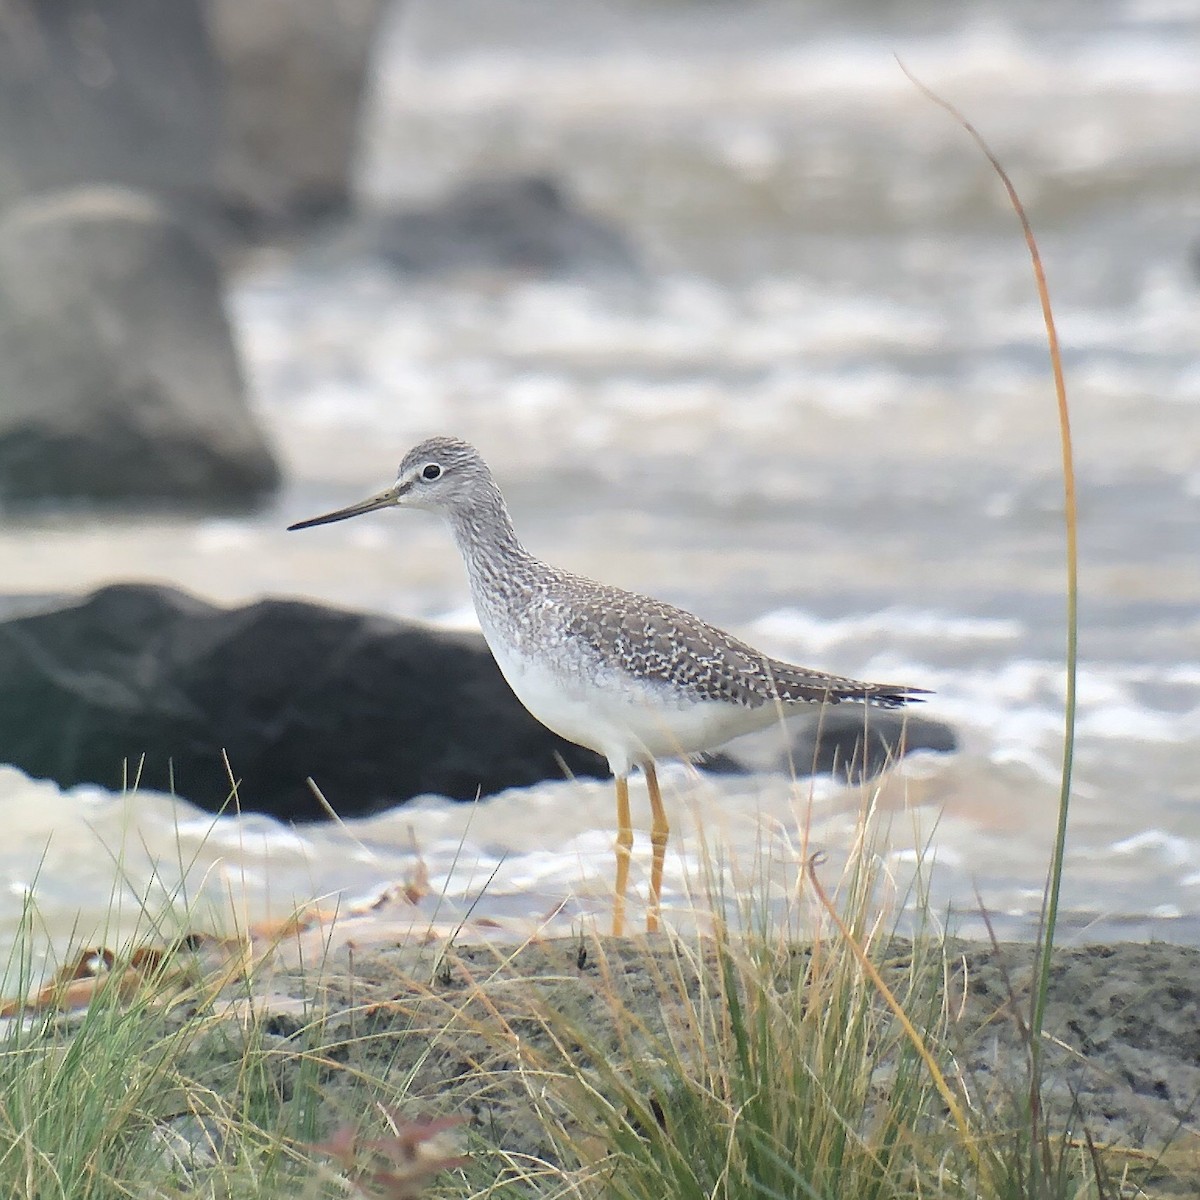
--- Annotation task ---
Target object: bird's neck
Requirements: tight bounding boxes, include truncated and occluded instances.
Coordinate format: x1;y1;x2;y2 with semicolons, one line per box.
445;484;538;602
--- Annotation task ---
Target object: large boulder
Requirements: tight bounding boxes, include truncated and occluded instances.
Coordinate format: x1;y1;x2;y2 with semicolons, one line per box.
367;174;641;276
0;186;280;507
0;0;390;241
0;583;608;820
207;0;391;235
704;705;957;782
0;0;219;216
789;706;957;781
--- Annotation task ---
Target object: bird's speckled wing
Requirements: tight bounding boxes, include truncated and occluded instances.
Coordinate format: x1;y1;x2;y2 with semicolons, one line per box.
547;571;925;710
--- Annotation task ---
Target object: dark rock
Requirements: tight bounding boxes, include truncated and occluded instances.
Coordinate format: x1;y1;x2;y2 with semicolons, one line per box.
692;751;744;775
369;174;640;276
0;0;219;215
789;706;957;782
0;186;280;508
701;705;956;780
0;583;608;820
207;0;389;236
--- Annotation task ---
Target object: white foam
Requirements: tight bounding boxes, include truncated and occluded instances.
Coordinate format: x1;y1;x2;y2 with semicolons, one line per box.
429;603;480;631
1151;904;1184;920
170;817;314;858
1077;703;1200;744
889;845;964;868
905;658;1200;751
372;31;1200;117
749;607;1024;653
1110;830;1194;867
192;522;259;552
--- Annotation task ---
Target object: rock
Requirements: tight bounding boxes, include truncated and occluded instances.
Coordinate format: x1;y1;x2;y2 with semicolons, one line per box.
0;0;219;216
207;0;390;235
0;583;608;820
0;0;390;241
702;705;957;781
789;706;957;782
368;174;641;276
0;186;280;507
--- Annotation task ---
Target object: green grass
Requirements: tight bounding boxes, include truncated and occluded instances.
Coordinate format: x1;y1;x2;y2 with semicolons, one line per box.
0;932;306;1198
442;814;1169;1200
0;925;485;1199
512;830;959;1199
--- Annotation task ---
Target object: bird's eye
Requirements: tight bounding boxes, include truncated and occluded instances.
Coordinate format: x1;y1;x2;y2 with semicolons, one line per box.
421;463;442;481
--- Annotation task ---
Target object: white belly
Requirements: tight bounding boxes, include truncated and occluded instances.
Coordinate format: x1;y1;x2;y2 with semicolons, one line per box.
486;633;780;776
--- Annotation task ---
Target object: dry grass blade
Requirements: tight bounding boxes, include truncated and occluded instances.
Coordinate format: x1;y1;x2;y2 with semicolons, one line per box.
895;55;1079;1059
804;851;982;1179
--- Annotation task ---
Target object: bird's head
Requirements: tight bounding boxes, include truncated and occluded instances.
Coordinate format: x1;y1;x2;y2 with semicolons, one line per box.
287;436;492;530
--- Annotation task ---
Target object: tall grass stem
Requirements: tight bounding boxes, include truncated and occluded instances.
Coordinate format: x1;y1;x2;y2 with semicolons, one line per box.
899;62;1078;1067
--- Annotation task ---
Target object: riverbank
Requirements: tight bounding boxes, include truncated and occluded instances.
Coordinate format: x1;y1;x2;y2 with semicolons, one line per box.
268;935;1200;1163
7;918;1200;1197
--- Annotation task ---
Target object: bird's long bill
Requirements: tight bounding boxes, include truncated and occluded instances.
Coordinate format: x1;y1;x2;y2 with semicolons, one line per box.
287;485;401;531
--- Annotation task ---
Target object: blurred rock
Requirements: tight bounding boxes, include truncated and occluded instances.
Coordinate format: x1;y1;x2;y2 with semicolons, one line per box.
207;0;390;237
703;705;956;781
788;706;956;781
0;0;391;243
368;174;641;276
0;583;608;820
0;0;219;216
0;186;280;507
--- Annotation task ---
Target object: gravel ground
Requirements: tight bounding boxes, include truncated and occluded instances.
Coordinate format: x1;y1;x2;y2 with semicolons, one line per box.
220;935;1200;1192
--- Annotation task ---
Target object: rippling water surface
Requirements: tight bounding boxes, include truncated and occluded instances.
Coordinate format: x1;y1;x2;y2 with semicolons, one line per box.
2;0;1198;973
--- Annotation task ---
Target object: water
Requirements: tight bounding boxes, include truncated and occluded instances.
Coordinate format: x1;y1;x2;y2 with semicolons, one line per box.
1;0;1198;976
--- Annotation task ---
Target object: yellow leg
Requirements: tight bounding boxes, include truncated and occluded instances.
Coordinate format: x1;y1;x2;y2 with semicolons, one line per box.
613;774;633;937
645;761;669;934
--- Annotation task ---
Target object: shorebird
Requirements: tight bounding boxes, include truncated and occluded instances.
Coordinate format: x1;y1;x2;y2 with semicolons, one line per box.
289;437;926;935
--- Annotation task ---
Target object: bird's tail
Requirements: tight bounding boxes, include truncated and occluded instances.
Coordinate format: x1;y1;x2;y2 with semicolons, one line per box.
764;661;930;710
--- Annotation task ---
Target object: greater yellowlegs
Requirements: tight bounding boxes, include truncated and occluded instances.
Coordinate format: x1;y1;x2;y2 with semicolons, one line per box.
289;437;926;935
